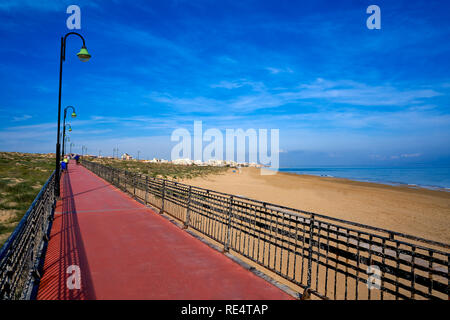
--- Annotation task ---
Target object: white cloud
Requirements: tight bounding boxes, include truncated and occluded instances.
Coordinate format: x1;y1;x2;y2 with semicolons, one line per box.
12;114;32;122
210;81;243;89
210;79;265;91
151;78;446;113
400;153;422;158
265;67;294;74
291;78;442;106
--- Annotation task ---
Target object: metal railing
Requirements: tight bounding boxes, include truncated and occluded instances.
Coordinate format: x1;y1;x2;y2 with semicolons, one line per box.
0;171;56;300
82;160;450;300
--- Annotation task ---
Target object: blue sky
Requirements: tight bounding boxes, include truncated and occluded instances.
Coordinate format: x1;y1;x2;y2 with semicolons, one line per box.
0;0;449;166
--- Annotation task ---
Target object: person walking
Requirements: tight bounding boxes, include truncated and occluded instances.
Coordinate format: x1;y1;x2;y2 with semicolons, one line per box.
63;156;69;171
74;154;80;165
61;160;67;172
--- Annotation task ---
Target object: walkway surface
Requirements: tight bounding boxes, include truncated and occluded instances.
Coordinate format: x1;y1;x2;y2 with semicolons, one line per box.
37;161;292;300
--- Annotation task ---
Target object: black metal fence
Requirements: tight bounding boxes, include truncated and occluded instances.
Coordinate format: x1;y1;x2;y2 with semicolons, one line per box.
82;161;449;300
0;171;56;300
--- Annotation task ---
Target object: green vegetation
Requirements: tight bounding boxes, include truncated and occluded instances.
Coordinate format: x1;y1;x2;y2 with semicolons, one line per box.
87;157;228;180
0;152;54;247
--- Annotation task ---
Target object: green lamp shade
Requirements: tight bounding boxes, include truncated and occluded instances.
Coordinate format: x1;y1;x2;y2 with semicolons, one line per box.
77;46;91;62
69;127;72;132
71;112;77;118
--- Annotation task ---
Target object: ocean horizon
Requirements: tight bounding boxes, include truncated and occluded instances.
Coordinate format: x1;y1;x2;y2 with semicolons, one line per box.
279;166;450;191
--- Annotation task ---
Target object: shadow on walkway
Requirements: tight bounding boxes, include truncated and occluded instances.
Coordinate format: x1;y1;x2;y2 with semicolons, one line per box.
67;184;111;198
37;171;96;300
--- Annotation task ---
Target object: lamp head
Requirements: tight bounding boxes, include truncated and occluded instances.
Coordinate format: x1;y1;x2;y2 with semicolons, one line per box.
71;111;77;118
77;46;91;62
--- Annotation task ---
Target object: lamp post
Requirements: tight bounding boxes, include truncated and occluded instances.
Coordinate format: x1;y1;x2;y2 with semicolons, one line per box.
54;32;91;197
137;150;140;161
61;122;73;158
70;142;75;154
61;106;76;159
63;135;70;155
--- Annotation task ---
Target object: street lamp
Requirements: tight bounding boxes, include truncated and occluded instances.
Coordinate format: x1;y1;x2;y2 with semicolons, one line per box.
54;32;91;198
70;142;75;154
61;121;73;158
63;135;70;155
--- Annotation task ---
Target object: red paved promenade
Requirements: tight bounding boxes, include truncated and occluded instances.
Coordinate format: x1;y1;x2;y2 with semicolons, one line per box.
36;161;292;300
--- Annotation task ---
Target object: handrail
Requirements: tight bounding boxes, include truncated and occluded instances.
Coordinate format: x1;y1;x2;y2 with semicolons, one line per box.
0;171;56;300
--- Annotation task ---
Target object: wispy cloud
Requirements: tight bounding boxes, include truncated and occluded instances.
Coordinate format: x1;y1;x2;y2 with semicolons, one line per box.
265;67;293;74
103;22;198;62
210;79;265;91
292;78;442;106
12;114;32;122
151;78;446;113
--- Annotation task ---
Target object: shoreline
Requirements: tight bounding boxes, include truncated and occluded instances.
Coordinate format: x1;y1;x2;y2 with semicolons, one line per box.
276;168;450;192
276;170;450;195
182;167;450;244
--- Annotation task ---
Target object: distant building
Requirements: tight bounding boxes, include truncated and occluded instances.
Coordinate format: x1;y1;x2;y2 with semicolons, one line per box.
249;162;263;168
225;160;238;167
172;158;193;165
121;153;133;160
167;158;260;167
206;159;226;166
193;160;206;166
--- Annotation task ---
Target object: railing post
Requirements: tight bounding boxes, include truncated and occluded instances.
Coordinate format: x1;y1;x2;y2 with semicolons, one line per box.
145;176;149;204
160;180;165;214
133;173;136;198
223;195;233;252
307;213;314;289
184;186;192;229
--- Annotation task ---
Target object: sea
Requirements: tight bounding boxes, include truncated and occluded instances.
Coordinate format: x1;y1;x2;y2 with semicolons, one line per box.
278;167;450;191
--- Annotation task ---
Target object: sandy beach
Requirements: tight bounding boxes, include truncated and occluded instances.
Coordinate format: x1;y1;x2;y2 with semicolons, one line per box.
182;167;450;244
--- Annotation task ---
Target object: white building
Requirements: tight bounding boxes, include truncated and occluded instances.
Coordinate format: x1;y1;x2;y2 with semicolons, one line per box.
206;159;226;166
121;153;133;160
172;158;194;165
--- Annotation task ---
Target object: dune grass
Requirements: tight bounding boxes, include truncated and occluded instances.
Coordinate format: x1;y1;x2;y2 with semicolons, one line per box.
87;157;229;180
0;152;54;247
